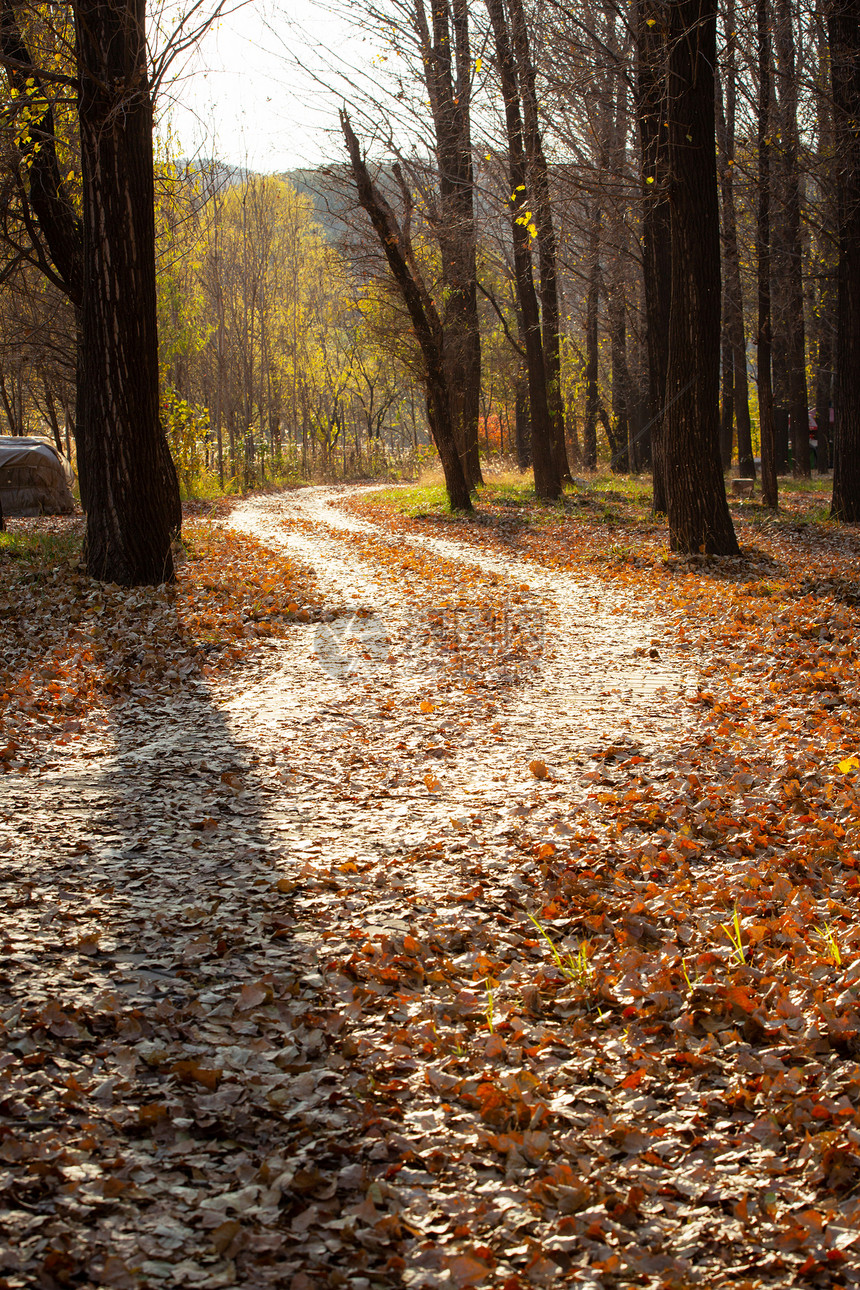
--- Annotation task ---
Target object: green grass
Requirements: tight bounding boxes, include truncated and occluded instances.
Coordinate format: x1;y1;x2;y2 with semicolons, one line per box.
370;466;838;518
362;468;651;520
366;482;453;517
778;475;833;495
584;473;654;504
0;528;81;568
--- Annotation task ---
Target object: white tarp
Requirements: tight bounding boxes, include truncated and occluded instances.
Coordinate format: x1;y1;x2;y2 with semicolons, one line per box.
0;436;75;517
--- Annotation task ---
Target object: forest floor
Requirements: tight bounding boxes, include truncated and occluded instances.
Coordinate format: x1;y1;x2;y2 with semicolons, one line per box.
1;477;859;1290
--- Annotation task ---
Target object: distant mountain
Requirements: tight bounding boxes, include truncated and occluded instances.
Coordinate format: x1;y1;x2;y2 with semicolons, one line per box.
282;167;358;246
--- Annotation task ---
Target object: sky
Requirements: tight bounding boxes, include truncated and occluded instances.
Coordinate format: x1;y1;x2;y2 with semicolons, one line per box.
159;0;378;173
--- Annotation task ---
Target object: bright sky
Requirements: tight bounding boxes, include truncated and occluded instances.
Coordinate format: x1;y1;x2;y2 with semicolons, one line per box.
159;0;378;173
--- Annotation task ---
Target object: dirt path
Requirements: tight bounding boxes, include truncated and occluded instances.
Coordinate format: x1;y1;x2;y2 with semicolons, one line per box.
224;486;692;851
0;488;708;1290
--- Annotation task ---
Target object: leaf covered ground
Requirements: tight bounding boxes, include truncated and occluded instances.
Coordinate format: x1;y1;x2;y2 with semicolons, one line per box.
0;506;318;773
1;480;859;1290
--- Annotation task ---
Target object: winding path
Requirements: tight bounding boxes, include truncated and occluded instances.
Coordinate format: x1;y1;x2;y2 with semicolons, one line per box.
222;486;693;859
0;486;701;1289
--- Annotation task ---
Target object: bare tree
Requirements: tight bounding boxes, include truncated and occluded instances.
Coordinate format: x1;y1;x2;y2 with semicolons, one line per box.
757;0;779;508
663;0;739;553
506;0;570;482
716;0;754;478
829;0;860;520
341;111;472;511
636;0;671;511
485;0;560;498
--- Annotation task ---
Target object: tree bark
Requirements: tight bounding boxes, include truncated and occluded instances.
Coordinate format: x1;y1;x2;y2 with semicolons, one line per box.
416;0;482;489
663;0;739;553
813;5;836;475
719;322;734;469
716;44;754;476
608;290;630;471
636;0;671;512
340;112;472;512
774;0;811;477
507;0;571;483
829;0;860;519
486;0;560;499
583;203;601;470
514;369;531;468
814;305;834;473
757;0;779;508
75;0;180;583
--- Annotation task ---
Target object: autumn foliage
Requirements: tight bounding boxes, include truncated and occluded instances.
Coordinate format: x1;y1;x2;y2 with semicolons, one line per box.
0;507;316;771
1;481;859;1286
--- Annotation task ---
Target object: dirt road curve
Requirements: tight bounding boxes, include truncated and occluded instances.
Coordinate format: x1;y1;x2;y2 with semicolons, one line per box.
0;488;702;1289
225;486;690;823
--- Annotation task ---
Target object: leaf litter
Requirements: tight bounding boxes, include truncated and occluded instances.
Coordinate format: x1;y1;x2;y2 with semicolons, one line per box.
0;484;858;1288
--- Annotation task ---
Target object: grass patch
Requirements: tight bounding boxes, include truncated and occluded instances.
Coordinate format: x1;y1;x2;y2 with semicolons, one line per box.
778;474;833;495
366;482;453;518
583;473;654;504
0;525;83;570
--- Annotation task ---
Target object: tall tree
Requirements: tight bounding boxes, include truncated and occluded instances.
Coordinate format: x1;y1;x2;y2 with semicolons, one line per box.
828;0;860;520
1;0;181;584
507;0;571;482
414;0;483;488
757;0;779;508
0;0;85;498
773;0;811;477
606;34;632;473
716;5;754;478
75;0;180;582
485;0;560;498
663;0;739;553
812;6;836;474
636;0;671;512
583;202;601;470
341;111;472;511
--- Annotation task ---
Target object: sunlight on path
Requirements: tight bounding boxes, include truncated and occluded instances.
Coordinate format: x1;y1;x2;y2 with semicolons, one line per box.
220;485;697;904
0;486;701;1288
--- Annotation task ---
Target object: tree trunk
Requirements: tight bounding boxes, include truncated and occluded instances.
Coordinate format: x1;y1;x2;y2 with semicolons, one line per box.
757;0;779;508
75;0;180;584
815;309;834;473
608;290;630;471
813;6;836;476
514;369;532;468
486;0;560;499
829;0;860;520
719;323;734;469
774;0;811;477
507;0;571;483
340;112;472;512
770;143;791;474
663;0;739;553
636;0;671;512
416;0;482;488
716;35;754;477
583;204;601;471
